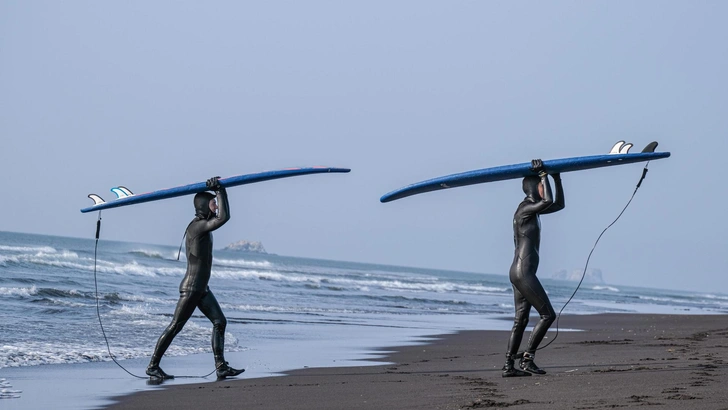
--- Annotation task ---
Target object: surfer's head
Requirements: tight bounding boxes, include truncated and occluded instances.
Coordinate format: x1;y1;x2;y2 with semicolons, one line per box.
522;176;542;200
194;191;217;218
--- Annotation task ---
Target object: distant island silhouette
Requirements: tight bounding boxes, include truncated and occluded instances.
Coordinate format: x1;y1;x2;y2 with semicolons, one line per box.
552;268;605;284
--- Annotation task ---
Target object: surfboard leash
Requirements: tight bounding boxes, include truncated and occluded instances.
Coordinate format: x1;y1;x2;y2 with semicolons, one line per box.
91;213;217;379
92;211;146;379
176;219;197;261
537;162;652;351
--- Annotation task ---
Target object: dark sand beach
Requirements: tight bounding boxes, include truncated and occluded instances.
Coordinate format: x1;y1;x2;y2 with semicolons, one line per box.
107;314;728;409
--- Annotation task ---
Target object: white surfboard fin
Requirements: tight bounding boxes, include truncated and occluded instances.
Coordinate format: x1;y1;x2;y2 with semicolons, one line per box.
618;143;633;154
88;194;106;206
111;186;134;199
609;141;626;154
641;141;658;153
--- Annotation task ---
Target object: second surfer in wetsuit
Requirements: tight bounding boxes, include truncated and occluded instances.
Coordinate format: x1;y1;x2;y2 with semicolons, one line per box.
502;159;565;377
146;177;244;380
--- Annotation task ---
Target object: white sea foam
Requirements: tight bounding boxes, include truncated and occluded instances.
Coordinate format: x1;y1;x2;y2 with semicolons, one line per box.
0;246;186;277
324;277;508;294
95;262;185;277
43;299;90;308
0;255;17;265
121;294;175;305
633;294;726;309
225;303;357;314
128;249;166;259
212;268;312;282
637;295;675;303
696;296;728;307
110;304;155;317
30;256;185;277
0;329;241;369
4;246;503;297
0;342;197;369
210;267;509;295
0;245;56;253
215;258;273;268
0;286;37;297
3;247;87;268
701;293;728;301
591;285;620;292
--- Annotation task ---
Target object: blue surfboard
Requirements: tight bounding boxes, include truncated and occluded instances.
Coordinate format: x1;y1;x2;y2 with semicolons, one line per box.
380;141;670;203
81;166;351;213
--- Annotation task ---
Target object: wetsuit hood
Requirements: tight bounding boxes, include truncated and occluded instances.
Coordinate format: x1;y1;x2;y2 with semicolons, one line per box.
522;176;541;201
193;192;216;219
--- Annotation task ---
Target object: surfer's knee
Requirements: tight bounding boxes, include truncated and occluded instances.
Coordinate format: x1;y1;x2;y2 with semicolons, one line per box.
513;311;529;331
543;313;555;326
213;317;227;332
167;319;188;336
539;305;556;325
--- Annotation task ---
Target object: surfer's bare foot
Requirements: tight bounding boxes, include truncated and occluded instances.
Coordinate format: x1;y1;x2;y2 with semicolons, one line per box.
216;362;245;379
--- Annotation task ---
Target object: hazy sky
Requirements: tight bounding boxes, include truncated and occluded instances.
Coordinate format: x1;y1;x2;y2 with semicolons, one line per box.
1;1;726;292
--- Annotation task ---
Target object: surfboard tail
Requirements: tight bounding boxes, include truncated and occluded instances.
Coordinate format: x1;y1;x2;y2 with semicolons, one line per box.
111;186;134;199
610;140;633;154
641;141;658;153
87;194;106;206
609;141;626;154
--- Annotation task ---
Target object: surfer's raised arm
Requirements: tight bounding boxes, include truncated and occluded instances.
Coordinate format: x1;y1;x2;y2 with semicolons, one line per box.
215;185;230;224
518;160;554;215
541;173;564;215
186;177;231;236
203;177;230;231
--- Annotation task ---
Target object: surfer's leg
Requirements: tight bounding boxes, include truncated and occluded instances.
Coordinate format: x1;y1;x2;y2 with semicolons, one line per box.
198;290;227;362
506;284;531;356
503;283;531;377
147;292;200;378
198;290;244;379
517;274;554;374
521;275;555;352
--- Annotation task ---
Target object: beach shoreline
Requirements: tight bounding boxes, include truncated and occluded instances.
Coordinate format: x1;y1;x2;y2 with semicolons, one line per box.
0;313;515;410
105;313;728;409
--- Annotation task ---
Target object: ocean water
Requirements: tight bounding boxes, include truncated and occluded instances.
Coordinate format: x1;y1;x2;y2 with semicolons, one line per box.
1;230;726;408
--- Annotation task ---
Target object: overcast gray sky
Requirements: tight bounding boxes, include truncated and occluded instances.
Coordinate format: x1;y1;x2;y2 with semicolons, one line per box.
1;1;726;292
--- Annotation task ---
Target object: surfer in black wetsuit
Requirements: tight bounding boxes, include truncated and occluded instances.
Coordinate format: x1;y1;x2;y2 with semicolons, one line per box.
146;177;244;380
502;159;565;377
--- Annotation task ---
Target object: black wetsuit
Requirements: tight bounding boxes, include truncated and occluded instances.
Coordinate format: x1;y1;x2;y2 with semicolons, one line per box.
506;173;564;358
149;187;231;368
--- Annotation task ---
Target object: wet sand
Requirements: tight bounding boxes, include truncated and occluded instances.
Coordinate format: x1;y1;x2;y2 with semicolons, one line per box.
106;314;728;409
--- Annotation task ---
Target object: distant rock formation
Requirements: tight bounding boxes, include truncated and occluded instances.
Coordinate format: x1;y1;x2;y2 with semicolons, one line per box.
552;268;605;284
223;240;267;254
